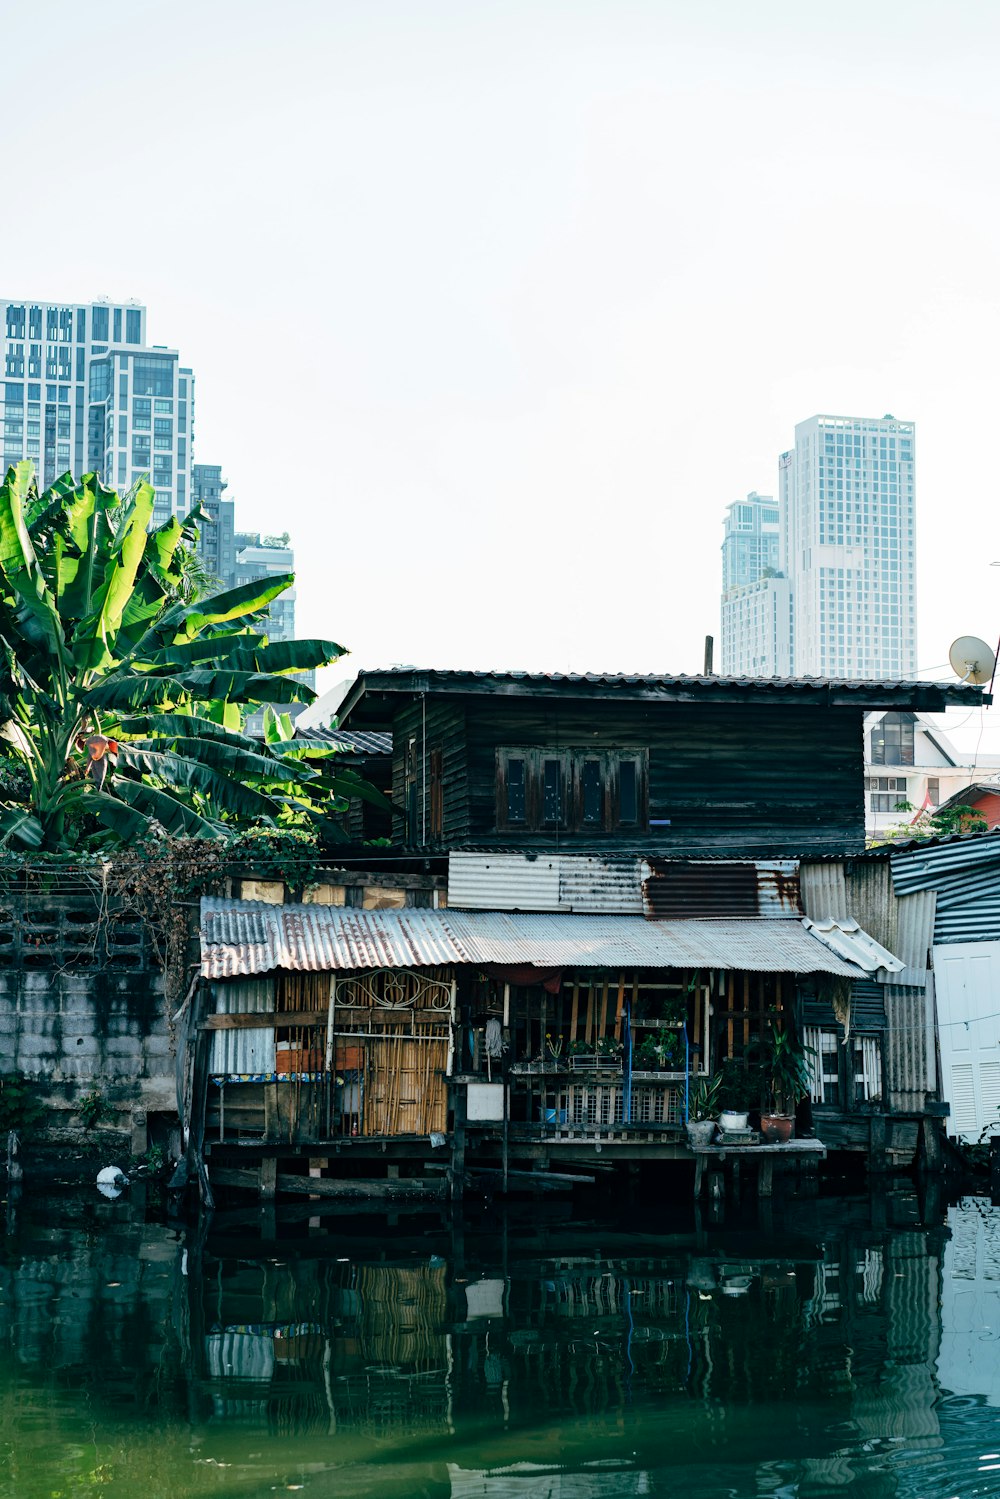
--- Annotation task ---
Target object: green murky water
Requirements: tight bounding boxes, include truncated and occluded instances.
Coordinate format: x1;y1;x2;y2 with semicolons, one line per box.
2;1184;1000;1498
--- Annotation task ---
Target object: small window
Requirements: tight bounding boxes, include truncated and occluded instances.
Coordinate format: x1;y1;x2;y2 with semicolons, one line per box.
870;712;914;766
927;777;940;807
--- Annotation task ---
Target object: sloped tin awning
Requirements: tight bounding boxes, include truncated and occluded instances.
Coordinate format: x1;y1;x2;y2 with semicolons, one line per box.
200;899;900;981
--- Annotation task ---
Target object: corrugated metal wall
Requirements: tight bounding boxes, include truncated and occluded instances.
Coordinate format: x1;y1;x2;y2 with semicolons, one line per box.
209;979;275;1076
642;860;801;918
801;860;938;1108
845;860;898;954
799;863;850;921
883;889;938;1110
893;840;1000;945
447;852;643;913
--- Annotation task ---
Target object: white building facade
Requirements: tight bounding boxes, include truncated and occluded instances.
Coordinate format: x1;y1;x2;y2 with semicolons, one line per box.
720;414;916;680
720;575;793;677
863;710;1000;837
1;297;193;522
719;491;792;674
782;413;916;678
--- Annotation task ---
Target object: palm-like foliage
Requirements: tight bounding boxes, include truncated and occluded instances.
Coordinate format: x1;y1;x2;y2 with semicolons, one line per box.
0;463;380;851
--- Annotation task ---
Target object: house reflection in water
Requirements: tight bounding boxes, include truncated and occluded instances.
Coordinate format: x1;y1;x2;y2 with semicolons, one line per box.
4;1196;1000;1496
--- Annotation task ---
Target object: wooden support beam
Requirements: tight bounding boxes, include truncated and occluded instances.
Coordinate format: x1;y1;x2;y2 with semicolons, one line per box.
202;1010;327;1031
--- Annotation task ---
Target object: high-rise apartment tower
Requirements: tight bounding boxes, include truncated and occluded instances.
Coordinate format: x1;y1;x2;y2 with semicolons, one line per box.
782;413;916;678
1;297;193;522
720;414;916;679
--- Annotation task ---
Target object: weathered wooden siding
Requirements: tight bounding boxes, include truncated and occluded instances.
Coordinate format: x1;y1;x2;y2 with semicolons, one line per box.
392;699;469;846
437;700;866;855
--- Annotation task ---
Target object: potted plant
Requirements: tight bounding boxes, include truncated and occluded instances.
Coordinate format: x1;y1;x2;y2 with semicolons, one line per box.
686;1073;722;1148
717;1058;758;1131
634;1027;684;1072
759;1023;814;1143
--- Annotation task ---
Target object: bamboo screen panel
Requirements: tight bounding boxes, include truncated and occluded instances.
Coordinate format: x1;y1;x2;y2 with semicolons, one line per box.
361;1037;448;1136
276;972;333;1013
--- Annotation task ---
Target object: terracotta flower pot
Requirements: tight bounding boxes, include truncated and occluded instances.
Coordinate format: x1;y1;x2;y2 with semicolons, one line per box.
760;1112;794;1143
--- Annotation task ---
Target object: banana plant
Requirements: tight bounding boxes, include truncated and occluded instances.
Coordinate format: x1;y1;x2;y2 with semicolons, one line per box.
0;463;384;851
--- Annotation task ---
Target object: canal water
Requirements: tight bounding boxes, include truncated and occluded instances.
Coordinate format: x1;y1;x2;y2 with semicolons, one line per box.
2;1185;1000;1498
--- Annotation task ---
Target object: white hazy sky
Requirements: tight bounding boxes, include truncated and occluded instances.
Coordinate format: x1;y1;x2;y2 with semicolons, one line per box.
5;0;1000;747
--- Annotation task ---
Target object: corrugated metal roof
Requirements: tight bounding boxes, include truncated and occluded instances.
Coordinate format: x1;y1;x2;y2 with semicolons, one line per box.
292;728;392;755
892;835;1000;892
347;667;981;700
448;852;644;914
802;917;907;976
201;898;887;980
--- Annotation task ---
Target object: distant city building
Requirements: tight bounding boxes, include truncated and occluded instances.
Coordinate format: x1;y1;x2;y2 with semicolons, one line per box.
721;575;793;677
0;297;193;523
720;414;916;680
232;530;312;733
721;491;781;590
720;492;790;674
782;413;916;678
234;531;298;644
191;463;236;585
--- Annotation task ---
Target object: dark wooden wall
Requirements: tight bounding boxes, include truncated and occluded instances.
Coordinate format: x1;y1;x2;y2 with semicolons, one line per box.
389;695;865;854
391;699;468;846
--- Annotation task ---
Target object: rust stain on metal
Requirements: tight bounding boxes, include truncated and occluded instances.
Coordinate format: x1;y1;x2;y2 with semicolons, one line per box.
642;860;802;919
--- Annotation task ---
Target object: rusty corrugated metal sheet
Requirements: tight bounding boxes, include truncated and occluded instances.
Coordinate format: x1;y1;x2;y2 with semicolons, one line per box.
201;898;879;979
447;851;643;914
641;860;802;918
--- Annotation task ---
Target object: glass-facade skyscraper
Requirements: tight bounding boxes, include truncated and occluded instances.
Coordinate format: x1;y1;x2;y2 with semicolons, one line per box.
1;298;193;523
720;413;917;679
720;492;791;675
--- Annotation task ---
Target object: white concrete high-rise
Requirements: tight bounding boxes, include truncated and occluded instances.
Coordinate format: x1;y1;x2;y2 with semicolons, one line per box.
719;414;916;679
782;413;916;678
1;298;193;523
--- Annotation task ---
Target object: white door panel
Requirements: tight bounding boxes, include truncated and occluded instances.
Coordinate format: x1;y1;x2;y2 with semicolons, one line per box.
934;941;1000;1141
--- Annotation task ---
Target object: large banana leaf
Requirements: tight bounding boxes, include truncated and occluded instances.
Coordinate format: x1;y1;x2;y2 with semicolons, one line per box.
84;668;318;712
115;745;279;820
123;734;309;785
109;780;227;838
0;466;375;852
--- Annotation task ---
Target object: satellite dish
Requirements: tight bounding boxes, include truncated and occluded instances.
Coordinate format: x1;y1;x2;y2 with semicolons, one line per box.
949;635;997;686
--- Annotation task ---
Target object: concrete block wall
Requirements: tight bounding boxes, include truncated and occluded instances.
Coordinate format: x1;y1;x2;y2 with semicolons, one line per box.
0;891;177;1144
